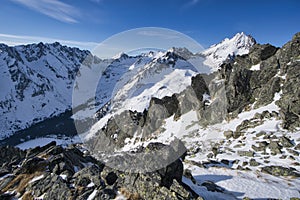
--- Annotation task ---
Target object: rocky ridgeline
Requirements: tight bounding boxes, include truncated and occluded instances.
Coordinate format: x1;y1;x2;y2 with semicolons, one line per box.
185;33;300;183
88;33;300;153
219;32;300;129
0;142;204;200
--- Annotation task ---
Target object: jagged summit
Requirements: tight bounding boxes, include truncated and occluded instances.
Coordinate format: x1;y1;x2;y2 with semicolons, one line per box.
168;47;195;60
112;52;129;60
201;32;256;70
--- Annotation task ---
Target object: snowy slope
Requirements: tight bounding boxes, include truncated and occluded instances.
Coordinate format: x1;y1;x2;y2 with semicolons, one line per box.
0;43;93;139
111;51;200;113
10;33;300;199
201;32;256;71
0;33;254;141
81;49;208;143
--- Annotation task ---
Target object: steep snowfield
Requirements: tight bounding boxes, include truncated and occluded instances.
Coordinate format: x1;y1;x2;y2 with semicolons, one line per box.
82;50;207;141
111;52;199;113
201;32;256;71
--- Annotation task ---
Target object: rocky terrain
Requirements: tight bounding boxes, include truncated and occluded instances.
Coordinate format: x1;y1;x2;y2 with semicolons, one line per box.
0;141;204;200
1;32;300;199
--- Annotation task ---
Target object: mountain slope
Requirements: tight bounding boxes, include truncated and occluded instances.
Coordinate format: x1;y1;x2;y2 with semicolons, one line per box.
201;32;256;71
0;32;255;141
79;33;300;199
0;43;91;139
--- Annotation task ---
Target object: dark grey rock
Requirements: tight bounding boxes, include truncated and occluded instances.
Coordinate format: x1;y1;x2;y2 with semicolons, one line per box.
249;159;260;166
287;148;299;156
261;166;300;177
0;142;200;199
256;131;266;137
276;33;300;130
279;136;294;147
238;150;254;157
268;141;282;155
295;143;300;150
201;180;224;193
105;172;118;186
223;130;233;139
249;43;278;64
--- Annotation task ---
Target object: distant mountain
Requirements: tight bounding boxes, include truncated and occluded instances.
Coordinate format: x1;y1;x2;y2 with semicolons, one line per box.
0;42;91;139
201;32;256;70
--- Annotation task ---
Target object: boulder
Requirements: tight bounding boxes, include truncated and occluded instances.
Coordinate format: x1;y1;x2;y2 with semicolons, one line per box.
261;166;300;177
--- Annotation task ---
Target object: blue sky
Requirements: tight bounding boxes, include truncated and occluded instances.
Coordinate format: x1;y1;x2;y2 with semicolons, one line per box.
0;0;299;53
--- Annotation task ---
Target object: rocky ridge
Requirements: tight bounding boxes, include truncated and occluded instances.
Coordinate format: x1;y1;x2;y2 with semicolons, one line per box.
82;33;300;199
0;142;203;200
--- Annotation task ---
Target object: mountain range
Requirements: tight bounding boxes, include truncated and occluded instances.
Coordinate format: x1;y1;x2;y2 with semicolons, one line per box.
1;32;300;200
0;32;255;141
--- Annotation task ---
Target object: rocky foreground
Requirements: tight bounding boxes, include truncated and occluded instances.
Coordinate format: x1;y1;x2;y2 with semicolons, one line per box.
0;141;204;200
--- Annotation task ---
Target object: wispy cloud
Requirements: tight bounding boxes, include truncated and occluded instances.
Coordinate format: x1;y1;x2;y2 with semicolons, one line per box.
89;0;103;3
0;33;98;50
183;0;200;8
137;30;181;39
11;0;80;23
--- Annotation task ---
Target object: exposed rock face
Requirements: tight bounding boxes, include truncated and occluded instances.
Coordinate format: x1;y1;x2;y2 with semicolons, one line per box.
219;43;280;114
275;33;300;130
216;32;300;130
220;62;253;113
248;43;278;64
87;33;300;159
0;142;200;200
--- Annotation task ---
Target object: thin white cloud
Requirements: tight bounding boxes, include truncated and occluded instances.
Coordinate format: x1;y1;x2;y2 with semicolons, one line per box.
184;0;200;8
89;0;103;3
11;0;80;23
0;33;98;50
137;30;180;39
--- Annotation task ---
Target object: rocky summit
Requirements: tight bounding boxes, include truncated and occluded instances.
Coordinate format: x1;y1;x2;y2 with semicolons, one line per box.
1;32;300;199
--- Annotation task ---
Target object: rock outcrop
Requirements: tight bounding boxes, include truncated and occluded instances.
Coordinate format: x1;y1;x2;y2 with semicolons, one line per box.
217;32;300;130
0;142;200;200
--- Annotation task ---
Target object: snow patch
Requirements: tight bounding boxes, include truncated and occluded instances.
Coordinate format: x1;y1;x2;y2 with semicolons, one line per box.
250;63;261;71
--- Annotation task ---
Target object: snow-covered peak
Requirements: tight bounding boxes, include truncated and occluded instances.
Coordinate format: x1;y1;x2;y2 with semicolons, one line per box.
112;52;129;60
201;32;256;71
169;47;194;60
